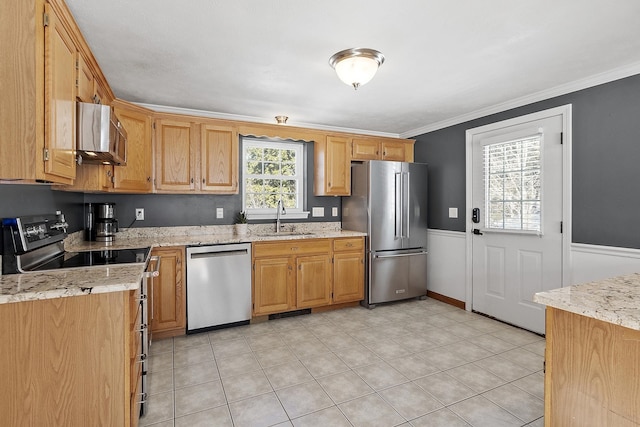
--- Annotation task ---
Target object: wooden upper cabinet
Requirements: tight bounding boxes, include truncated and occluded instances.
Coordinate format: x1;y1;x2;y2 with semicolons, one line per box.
352;138;381;160
200;124;238;193
352;137;416;162
76;52;94;103
381;140;410;161
154;118;197;191
43;3;76;183
112;102;153;192
315;135;351;196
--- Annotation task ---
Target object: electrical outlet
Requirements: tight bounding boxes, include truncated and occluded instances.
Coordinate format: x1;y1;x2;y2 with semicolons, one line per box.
135;208;145;221
216;207;224;219
332;207;338;217
449;207;458;219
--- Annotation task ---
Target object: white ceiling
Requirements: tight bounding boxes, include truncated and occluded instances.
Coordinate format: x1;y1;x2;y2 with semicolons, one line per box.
66;0;640;137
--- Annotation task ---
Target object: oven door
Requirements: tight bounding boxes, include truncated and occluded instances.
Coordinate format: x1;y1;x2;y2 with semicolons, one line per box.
138;255;160;417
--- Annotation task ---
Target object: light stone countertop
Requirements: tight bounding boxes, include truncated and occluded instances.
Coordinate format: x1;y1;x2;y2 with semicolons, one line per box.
533;273;640;331
1;223;366;305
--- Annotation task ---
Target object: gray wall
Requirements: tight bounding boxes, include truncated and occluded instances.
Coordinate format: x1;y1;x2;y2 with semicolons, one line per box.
413;73;640;249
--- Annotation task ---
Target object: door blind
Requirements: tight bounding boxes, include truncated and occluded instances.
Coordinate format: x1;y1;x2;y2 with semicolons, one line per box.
483;134;542;233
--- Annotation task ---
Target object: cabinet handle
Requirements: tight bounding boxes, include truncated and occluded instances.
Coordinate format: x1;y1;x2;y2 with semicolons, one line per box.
190;178;194;184
147;176;151;182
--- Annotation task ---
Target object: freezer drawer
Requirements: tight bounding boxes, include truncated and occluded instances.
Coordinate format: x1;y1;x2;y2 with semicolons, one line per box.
186;243;251;332
368;249;428;304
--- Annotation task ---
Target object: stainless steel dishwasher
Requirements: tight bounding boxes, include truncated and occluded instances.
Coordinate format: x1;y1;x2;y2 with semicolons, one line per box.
186;243;252;333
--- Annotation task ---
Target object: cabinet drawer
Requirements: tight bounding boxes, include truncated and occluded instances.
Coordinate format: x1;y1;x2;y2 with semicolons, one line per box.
333;237;364;252
253;239;331;257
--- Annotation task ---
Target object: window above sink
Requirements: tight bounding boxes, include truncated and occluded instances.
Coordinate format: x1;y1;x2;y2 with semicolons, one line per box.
241;137;309;220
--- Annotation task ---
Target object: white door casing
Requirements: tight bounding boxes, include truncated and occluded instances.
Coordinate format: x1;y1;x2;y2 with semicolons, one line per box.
465;105;572;334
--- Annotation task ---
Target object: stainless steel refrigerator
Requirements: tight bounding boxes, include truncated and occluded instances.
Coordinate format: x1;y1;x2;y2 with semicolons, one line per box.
342;160;428;307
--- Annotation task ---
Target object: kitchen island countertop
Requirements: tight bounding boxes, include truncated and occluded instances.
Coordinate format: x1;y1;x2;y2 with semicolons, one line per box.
533;273;640;331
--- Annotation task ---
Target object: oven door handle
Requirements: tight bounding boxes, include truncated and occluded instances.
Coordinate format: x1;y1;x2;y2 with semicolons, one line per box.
143;256;161;278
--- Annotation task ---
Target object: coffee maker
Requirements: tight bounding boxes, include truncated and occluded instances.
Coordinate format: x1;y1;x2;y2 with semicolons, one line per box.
86;203;118;243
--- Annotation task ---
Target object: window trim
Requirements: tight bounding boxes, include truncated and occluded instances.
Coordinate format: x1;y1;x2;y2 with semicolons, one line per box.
241;137;309;220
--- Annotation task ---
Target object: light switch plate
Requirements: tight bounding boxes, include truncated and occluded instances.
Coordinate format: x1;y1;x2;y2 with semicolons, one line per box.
332;207;338;217
216;207;224;219
449;207;458;218
135;208;144;221
312;207;324;217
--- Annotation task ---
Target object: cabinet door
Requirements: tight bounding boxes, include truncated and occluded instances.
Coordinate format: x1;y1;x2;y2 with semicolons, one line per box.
333;252;365;303
201;124;238;193
381;141;408;161
44;4;76;182
150;247;186;336
296;254;332;308
76;52;94;103
113;106;153;192
352;138;381;160
253;257;294;315
325;136;351;195
155;119;197;191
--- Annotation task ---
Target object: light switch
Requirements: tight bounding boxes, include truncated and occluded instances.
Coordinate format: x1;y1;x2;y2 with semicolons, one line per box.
216;208;224;219
449;207;458;218
312;207;324;217
332;207;338;217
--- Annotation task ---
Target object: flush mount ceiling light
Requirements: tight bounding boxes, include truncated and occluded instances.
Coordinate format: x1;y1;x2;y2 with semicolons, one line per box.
329;48;385;90
275;115;288;124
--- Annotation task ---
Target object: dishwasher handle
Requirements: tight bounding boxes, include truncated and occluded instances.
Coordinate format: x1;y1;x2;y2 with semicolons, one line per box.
190;249;249;259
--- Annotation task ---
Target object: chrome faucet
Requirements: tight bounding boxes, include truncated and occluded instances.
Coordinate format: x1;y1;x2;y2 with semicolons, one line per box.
276;199;286;233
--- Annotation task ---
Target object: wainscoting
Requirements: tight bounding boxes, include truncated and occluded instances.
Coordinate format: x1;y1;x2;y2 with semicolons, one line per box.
426;229;640;309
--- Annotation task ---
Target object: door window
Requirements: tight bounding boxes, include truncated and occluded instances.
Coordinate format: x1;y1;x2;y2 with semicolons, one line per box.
483;134;542;233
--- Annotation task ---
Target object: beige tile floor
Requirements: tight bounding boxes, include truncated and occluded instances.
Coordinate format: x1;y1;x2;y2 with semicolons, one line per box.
140;298;545;427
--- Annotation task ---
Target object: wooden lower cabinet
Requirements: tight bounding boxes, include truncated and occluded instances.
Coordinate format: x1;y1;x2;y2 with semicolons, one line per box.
545;307;640;426
253;256;295;315
0;291;141;426
296;254;332;308
150;246;186;339
332;237;365;303
252;237;363;316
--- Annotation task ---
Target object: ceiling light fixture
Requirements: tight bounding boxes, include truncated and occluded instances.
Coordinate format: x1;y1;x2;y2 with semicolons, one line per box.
275;115;288;124
329;48;385;90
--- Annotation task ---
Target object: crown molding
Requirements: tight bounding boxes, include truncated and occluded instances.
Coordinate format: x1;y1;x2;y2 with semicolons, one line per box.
135;103;400;138
401;61;640;139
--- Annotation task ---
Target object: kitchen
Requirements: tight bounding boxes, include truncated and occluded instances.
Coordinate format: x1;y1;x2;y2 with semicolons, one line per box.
2;0;640;426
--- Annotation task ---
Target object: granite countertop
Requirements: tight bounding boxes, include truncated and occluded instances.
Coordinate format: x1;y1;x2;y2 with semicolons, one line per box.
1;223;366;305
0;264;145;304
533;273;640;331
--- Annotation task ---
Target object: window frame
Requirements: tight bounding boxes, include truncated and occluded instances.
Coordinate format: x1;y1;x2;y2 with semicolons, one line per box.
241;137;309;220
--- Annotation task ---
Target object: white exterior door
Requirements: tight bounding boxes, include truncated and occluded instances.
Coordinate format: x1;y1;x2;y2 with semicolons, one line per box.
470;110;565;334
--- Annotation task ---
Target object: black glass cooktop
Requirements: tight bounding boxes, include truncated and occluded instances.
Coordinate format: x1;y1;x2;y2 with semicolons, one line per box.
31;247;150;271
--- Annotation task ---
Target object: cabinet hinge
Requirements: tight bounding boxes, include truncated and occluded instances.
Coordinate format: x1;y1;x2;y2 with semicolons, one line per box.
560;132;563;144
43;148;49;161
43;13;49;27
543;360;546;373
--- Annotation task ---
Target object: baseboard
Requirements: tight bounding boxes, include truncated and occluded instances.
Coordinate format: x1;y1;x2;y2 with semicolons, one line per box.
152;328;185;340
427;290;465;310
312;301;360;313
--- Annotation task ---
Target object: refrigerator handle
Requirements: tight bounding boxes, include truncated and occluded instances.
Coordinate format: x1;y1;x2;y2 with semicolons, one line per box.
395;173;402;239
403;172;410;239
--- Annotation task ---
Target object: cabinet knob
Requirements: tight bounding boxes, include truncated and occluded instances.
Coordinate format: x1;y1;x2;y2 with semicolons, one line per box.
147;176;151;182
